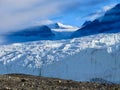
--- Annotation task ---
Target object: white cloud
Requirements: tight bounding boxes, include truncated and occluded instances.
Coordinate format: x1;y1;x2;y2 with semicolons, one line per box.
85;4;116;21
0;1;56;32
102;4;115;12
33;20;54;26
0;0;119;33
0;0;81;33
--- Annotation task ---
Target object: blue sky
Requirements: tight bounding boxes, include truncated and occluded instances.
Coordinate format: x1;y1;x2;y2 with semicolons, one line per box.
0;0;120;32
51;0;120;27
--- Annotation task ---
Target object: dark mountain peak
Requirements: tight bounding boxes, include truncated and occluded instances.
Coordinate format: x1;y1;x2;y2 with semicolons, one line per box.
115;3;120;8
104;3;120;16
71;3;120;38
9;25;54;37
82;21;92;27
5;25;55;44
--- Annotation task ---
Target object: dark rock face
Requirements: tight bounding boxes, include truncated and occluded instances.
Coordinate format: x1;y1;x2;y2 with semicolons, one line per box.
9;25;54;37
72;3;120;38
5;25;55;44
82;21;92;27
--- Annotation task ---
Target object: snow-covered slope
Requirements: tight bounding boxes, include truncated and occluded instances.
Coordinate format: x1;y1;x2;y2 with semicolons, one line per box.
50;23;79;39
48;22;78;29
51;28;78;40
72;4;120;37
0;33;120;83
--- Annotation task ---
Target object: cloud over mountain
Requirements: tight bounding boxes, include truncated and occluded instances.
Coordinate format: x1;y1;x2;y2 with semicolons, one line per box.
0;0;120;32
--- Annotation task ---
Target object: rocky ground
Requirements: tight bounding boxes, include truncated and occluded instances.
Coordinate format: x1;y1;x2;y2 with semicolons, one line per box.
0;74;119;90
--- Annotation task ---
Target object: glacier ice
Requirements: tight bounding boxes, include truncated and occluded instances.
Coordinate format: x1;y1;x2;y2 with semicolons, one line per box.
0;33;120;83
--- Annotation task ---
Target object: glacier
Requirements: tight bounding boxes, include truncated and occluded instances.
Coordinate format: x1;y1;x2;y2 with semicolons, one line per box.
0;3;120;84
0;33;120;83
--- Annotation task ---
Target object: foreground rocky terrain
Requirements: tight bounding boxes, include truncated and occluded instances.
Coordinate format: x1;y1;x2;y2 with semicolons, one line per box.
0;74;119;90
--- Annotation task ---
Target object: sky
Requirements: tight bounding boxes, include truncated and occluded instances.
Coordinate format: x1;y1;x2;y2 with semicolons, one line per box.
0;0;120;33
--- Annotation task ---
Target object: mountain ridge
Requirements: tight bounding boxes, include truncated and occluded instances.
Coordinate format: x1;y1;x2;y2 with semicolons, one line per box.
72;3;120;37
47;22;78;29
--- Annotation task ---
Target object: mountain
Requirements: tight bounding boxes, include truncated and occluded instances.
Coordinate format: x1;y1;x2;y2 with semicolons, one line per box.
47;22;78;29
4;25;55;44
72;4;120;37
0;4;120;84
2;23;78;44
82;21;92;27
8;25;54;37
